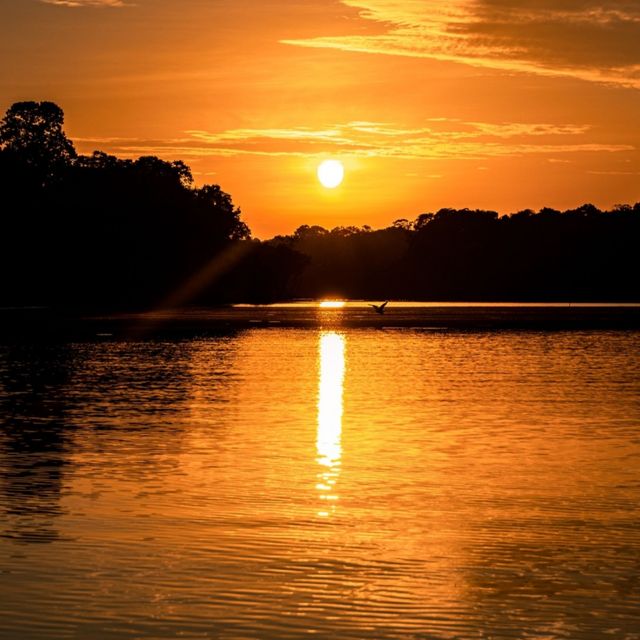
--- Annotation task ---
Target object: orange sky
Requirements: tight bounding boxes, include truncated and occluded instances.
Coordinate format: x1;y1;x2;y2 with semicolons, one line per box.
1;0;639;237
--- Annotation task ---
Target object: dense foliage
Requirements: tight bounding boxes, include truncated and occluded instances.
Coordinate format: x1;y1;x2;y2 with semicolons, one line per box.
271;204;640;301
1;101;638;307
0;101;259;307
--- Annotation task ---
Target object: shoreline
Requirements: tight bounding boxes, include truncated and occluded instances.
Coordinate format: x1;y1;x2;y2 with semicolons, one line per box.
2;304;640;339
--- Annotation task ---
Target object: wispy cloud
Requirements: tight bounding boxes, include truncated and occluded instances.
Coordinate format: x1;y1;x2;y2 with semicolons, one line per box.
40;0;129;7
282;0;640;88
587;169;640;175
74;119;633;161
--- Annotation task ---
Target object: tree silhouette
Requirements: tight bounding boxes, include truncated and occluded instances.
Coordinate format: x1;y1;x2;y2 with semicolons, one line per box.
0;100;638;309
0;101;255;308
268;205;639;301
0;101;76;186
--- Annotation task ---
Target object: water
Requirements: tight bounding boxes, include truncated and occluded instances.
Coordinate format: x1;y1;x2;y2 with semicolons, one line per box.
1;320;640;639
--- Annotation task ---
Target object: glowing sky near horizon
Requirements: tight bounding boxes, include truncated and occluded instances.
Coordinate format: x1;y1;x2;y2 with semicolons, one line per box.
0;0;639;237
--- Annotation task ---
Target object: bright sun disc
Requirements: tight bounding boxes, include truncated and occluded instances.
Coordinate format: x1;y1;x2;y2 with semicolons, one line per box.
317;160;344;189
319;300;346;308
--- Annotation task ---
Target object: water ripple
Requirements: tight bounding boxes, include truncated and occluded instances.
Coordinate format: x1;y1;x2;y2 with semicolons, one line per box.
1;330;639;639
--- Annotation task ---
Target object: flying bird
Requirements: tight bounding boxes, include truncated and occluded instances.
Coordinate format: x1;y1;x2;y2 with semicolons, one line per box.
369;301;389;315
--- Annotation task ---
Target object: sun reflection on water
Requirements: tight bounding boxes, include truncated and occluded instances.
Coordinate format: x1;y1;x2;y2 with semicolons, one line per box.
316;332;345;517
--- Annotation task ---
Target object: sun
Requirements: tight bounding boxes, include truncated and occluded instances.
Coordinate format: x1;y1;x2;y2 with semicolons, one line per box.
317;160;344;189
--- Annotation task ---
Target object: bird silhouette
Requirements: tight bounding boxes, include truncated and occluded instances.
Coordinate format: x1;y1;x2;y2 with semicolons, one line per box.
369;301;389;315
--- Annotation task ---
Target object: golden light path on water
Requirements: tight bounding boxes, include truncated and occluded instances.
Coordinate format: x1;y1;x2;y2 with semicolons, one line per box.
2;325;640;639
316;332;345;517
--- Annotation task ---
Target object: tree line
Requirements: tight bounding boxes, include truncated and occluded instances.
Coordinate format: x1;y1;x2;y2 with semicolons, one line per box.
1;101;638;307
272;203;639;301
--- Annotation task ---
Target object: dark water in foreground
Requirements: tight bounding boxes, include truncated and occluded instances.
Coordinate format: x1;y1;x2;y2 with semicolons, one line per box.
1;314;640;638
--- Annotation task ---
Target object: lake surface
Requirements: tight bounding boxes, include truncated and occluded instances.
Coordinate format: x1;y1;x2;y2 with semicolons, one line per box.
1;314;640;638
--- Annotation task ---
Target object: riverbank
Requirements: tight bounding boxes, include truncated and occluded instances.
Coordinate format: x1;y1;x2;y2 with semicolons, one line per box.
2;303;640;339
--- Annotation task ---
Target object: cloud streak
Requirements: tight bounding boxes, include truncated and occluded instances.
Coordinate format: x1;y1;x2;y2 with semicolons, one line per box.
283;0;640;88
74;119;633;161
40;0;129;7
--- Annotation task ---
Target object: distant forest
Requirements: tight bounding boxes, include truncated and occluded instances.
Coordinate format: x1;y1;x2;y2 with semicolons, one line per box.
1;101;638;308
